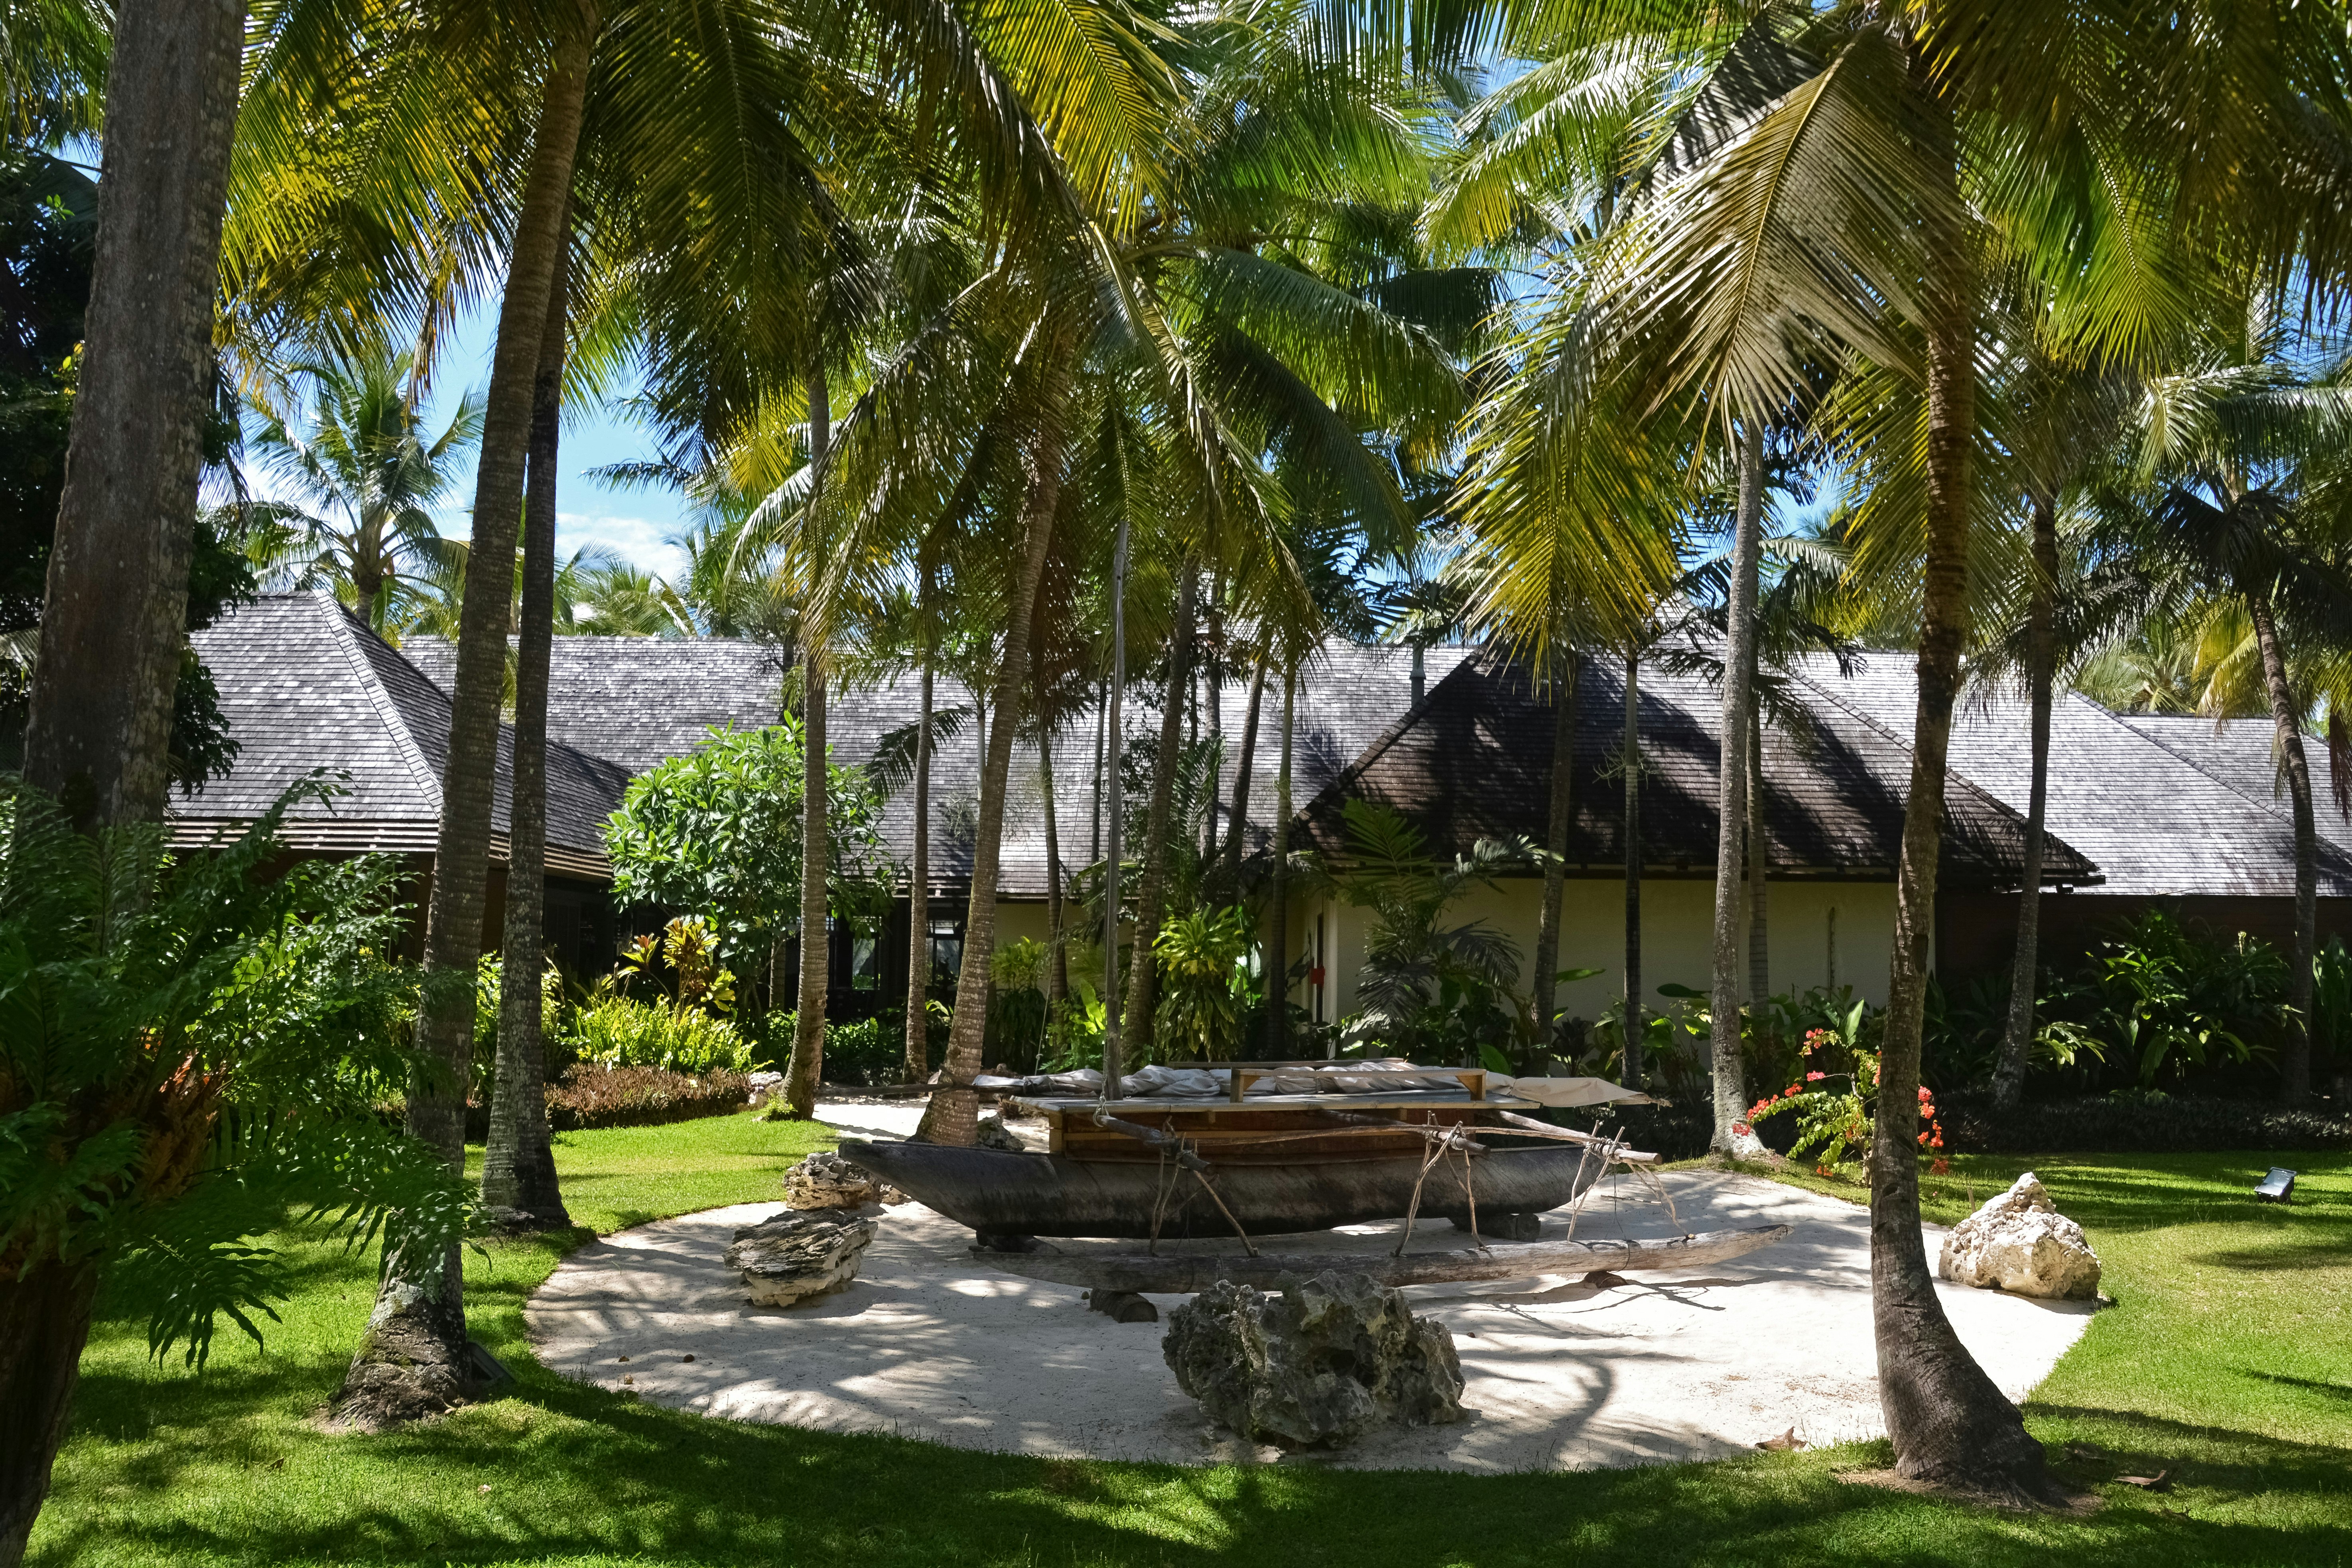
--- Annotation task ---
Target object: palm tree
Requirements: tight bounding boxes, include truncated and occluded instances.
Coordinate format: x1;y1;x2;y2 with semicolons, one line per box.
240;341;481;630
4;0;237;1551
1467;0;2347;1497
2088;293;2352;1105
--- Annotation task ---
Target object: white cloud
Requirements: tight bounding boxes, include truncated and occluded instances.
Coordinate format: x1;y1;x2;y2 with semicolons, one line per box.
555;511;690;580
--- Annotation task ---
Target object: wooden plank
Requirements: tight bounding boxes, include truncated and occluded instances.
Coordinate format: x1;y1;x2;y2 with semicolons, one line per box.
969;1224;1796;1292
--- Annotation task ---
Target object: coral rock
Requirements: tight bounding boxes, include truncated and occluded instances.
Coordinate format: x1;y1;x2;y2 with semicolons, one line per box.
725;1210;877;1306
1938;1171;2102;1300
784;1150;901;1209
1162;1271;1464;1448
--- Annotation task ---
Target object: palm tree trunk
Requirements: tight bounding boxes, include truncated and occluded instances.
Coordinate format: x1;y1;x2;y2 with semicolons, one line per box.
1748;707;1769;999
4;6;241;1544
1992;498;2058;1111
1102;520;1130;1093
1530;644;1578;1066
1091;672;1106;865
482;220;572;1226
335;6;597;1433
1708;421;1763;1147
20;0;241;836
1622;651;1643;1093
915;392;1067;1145
1042;727;1069;1009
903;577;935;1083
786;366;833;1119
1120;566;1198;1060
2249;587;2317;1104
1265;658;1295;1057
1220;645;1268;889
1204;574;1223;863
1871;173;2057;1499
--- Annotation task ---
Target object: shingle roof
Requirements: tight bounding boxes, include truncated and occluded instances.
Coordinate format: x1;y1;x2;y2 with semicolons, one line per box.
403;635;1465;899
1810;655;2352;899
177;594;629;879
1294;651;2095;885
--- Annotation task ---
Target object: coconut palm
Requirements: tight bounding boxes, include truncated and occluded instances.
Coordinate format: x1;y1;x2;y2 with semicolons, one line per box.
1453;0;2349;1498
239;341;482;630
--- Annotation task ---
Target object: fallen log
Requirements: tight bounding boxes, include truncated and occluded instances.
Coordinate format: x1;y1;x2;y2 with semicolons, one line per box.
967;1222;1794;1293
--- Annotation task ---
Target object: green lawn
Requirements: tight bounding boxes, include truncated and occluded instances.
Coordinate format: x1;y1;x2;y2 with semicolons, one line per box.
32;1114;2352;1566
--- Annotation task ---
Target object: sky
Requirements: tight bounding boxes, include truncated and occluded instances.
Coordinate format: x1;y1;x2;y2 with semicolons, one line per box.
408;295;694;581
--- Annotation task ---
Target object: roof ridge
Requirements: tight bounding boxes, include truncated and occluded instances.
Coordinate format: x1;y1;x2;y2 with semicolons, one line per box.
1790;666;2104;883
2075;697;2316;838
1292;648;1489;823
318;595;442;807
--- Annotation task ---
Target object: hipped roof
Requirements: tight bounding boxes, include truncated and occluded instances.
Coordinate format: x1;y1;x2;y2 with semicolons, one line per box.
1296;652;2100;887
174;594;629;880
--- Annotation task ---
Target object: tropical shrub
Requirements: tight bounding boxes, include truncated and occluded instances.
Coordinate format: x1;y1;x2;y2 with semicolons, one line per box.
0;781;469;1379
2034;911;2282;1091
1323;800;1536;1063
463;1063;752;1134
986;937;1050;1071
1746;1027;1946;1178
564;995;751;1075
611;914;737;1016
1154;906;1254;1060
603;720;892;977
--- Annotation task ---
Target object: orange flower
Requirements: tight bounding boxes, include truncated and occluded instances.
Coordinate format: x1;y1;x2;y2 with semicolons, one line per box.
1806;1071;1826;1082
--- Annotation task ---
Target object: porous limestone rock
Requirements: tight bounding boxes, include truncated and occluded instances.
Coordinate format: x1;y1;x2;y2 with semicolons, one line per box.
725;1210;878;1306
1938;1171;2101;1300
1162;1271;1464;1448
783;1150;901;1209
975;1113;1025;1152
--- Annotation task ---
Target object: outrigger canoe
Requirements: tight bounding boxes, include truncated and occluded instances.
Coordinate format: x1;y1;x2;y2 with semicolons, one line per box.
838;1061;1627;1241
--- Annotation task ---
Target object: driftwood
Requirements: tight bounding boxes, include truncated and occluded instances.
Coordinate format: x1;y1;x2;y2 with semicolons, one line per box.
968;1222;1795;1292
1485;1111;1661;1164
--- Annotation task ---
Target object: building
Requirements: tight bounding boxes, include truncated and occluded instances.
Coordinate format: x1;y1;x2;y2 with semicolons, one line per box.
174;593;2352;1028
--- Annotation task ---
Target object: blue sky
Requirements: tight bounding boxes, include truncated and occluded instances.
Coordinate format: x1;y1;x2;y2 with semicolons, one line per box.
418;296;694;580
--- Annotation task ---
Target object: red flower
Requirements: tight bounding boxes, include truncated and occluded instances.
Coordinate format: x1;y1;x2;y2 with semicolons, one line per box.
1930;1157;1951;1176
1785;1085;1802;1098
1916;1086;1932;1102
1918;1130;1931;1145
1806;1071;1826;1082
1731;1122;1752;1138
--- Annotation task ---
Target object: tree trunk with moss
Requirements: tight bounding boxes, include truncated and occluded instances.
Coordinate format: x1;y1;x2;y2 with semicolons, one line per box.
336;4;597;1432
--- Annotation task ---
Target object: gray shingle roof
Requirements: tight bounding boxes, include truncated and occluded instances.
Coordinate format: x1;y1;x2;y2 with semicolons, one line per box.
176;594;629;879
1294;651;2095;885
1799;654;2352;898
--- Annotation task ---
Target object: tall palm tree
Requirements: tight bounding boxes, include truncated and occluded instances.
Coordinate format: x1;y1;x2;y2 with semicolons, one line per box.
4;0;239;1553
240;341;481;629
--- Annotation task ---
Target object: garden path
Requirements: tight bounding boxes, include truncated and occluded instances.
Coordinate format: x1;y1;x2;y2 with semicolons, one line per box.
525;1111;2095;1470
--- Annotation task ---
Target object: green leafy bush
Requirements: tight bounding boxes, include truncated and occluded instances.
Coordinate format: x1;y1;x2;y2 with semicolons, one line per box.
1154;906;1253;1060
564;996;751;1075
762;1009;932;1085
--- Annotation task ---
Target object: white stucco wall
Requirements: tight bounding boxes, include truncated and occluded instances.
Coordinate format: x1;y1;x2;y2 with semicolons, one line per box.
1281;877;1901;1025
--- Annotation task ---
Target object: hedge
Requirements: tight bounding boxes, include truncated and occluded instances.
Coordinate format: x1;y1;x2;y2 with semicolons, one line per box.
462;1064;752;1137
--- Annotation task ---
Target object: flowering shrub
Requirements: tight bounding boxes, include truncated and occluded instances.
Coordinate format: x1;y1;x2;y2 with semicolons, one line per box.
1744;1026;1944;1177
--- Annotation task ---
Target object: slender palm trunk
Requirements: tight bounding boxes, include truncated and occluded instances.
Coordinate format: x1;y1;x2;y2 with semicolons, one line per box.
904;578;935;1082
1265;659;1295;1057
335;7;596;1433
916;389;1067;1145
1531;645;1579;1066
1121;567;1198;1059
1748;708;1769;999
2250;587;2317;1104
1204;577;1223;863
482;223;572;1226
1042;727;1069;1010
1871;160;2056;1498
1102;520;1130;1093
21;0;240;835
1993;498;2057;1111
786;367;833;1119
1091;673;1106;865
1709;421;1763;1146
1622;652;1643;1093
4;7;241;1549
1221;646;1268;889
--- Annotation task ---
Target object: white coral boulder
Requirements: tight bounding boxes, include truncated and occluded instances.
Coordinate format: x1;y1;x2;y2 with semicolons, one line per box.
1937;1171;2101;1300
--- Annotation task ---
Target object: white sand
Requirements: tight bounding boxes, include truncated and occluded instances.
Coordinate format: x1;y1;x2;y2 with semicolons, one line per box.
526;1104;2095;1471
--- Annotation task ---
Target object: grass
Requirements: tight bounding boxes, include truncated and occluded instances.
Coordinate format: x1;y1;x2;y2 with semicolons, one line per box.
31;1114;2352;1567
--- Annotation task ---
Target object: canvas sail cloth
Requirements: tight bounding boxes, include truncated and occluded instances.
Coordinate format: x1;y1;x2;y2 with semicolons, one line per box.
973;1060;1655;1106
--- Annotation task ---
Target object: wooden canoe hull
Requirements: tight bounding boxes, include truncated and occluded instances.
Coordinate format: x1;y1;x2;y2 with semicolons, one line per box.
838;1135;1600;1239
971;1223;1797;1292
